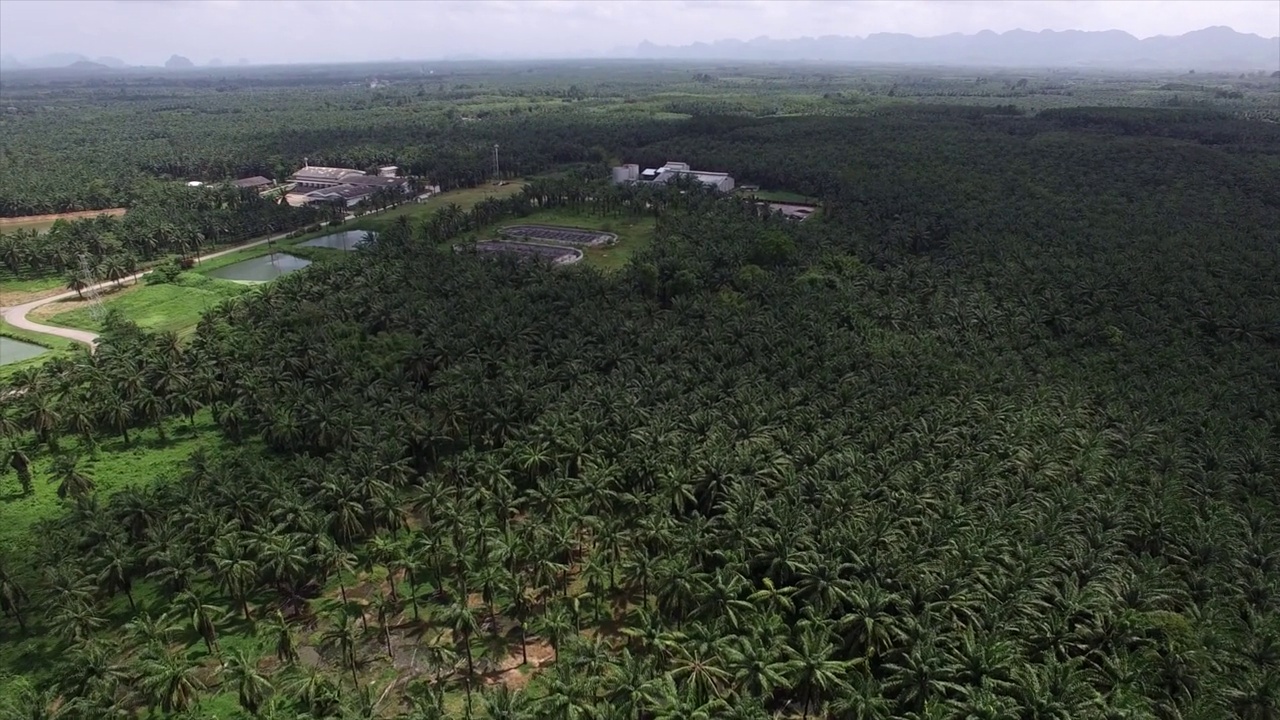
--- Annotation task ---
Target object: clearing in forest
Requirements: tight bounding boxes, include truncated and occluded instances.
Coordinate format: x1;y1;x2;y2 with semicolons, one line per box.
0;208;128;233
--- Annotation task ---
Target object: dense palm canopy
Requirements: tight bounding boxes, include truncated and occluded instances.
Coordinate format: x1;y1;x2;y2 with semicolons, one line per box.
1;68;1279;720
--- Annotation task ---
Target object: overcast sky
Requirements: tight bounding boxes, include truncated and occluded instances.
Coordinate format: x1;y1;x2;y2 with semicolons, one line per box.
1;0;1276;65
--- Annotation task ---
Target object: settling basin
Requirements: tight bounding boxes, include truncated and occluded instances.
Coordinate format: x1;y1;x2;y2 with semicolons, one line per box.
207;253;312;282
299;230;375;251
0;337;48;365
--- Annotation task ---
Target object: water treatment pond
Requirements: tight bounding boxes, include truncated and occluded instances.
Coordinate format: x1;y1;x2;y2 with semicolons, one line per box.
0;337;48;365
207;253;311;282
299;230;375;251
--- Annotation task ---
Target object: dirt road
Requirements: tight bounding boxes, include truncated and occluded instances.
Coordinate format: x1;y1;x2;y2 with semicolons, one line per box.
1;230;295;350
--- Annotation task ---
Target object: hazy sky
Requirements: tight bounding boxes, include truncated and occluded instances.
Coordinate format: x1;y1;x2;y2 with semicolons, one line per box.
1;0;1277;64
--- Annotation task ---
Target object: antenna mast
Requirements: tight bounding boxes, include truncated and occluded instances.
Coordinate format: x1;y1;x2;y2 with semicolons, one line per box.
492;144;501;185
78;254;105;322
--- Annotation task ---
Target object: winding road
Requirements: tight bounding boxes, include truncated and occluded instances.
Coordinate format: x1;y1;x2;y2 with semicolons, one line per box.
1;229;297;350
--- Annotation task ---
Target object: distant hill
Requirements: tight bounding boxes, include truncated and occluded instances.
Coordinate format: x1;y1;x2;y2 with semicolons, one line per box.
96;56;126;68
65;60;110;72
634;26;1280;71
5;52;89;69
165;54;195;69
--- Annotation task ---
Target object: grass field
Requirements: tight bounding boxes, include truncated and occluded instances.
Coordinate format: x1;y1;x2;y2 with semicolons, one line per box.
0;275;68;307
0;416;238;695
0;208;127;234
352;180;529;232
40;273;249;337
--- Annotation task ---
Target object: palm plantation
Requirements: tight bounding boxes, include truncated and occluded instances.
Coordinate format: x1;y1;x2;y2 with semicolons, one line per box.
1;96;1279;720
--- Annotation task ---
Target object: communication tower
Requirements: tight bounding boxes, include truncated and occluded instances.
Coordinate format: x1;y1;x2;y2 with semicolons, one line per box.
77;254;105;322
492;144;502;186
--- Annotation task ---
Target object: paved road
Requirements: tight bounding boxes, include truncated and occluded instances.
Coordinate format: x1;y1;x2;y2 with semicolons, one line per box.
1;229;297;350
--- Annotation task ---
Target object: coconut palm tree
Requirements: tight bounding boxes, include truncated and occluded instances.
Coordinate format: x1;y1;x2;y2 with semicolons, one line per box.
320;608;361;688
784;624;854;720
134;646;205;714
174;589;223;655
221;648;272;716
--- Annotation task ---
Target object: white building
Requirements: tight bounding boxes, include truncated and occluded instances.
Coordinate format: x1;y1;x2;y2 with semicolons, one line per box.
290;165;367;190
612;160;734;193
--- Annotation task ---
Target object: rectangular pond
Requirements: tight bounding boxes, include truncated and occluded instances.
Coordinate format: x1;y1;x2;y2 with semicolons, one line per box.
299;230;375;251
0;336;48;365
207;253;312;282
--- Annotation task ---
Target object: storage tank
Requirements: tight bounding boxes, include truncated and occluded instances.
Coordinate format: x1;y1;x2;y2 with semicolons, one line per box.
611;164;639;184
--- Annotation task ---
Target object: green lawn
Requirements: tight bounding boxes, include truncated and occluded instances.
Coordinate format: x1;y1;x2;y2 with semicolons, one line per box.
43;273;249;337
352;180;530;232
0;417;225;553
0;275;67;308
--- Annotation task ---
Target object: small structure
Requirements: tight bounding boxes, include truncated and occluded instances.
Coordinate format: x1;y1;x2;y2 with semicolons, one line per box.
231;176;272;190
378;166;399;177
186;180;204;187
613;160;734;193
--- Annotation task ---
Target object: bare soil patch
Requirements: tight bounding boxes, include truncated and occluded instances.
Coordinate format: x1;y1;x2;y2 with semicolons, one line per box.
0;208;127;230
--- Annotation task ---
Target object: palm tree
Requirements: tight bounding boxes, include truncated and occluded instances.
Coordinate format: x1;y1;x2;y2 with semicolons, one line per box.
784;624;854;720
482;684;533;720
124;610;181;652
320;608;361;688
441;598;481;709
95;534;138;610
211;535;259;622
6;446;33;496
532;601;576;665
724;634;791;702
0;563;31;633
134;646;205;714
50;453;96;501
221;648;273;716
175;589;222;655
65;270;88;299
264;610;299;665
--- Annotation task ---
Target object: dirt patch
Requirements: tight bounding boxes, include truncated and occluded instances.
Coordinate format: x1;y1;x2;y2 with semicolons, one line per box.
298;645;324;668
480;638;554;690
0;208;127;229
28;283;138;320
0;287;65;307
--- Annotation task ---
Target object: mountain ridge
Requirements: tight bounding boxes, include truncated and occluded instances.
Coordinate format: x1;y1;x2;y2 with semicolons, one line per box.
634;26;1280;70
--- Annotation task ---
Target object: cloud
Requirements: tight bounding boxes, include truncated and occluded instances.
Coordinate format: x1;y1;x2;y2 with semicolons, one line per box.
1;0;1275;65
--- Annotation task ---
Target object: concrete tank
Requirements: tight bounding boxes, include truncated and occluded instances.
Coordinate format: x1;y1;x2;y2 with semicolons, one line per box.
611;164;639;183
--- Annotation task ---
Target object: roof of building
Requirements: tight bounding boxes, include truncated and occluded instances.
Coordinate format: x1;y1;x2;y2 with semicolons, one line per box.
291;166;365;182
653;169;732;186
304;184;377;201
232;176;272;188
340;174;406;188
